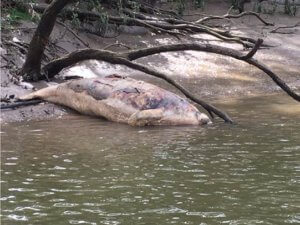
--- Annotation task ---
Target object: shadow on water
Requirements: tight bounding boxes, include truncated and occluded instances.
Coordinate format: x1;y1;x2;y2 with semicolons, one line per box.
1;94;300;225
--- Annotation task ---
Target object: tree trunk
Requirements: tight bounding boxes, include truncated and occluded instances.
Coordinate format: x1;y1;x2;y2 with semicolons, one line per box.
20;0;72;81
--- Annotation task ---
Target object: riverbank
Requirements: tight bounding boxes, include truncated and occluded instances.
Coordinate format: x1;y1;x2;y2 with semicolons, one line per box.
1;0;300;124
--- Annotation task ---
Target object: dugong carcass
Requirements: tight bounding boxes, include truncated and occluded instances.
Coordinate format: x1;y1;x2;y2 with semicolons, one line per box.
20;75;211;126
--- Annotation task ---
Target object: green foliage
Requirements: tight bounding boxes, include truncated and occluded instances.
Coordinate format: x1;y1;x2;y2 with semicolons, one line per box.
131;1;141;13
97;12;109;32
70;0;109;30
253;0;297;16
1;1;39;29
252;1;277;14
194;0;205;8
229;0;242;10
75;0;104;13
6;8;32;22
175;0;186;16
70;12;81;28
284;0;297;16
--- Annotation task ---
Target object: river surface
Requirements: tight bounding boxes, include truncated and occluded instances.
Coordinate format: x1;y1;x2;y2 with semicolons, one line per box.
1;94;300;225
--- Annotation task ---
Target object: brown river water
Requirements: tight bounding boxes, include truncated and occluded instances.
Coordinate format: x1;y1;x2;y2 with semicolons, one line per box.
1;94;300;225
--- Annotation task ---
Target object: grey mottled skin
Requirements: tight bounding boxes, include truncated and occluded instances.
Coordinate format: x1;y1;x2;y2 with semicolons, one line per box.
20;75;211;126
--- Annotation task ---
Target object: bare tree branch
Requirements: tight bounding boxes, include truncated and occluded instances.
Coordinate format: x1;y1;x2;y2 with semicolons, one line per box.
56;21;89;47
43;48;233;123
41;40;300;123
103;43;132;50
240;38;263;60
270;22;300;33
196;11;274;26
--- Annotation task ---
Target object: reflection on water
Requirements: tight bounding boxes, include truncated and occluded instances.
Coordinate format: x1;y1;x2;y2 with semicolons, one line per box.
1;94;300;225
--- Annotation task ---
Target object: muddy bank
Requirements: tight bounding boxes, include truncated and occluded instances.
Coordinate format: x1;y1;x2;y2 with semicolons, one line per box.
1;1;300;124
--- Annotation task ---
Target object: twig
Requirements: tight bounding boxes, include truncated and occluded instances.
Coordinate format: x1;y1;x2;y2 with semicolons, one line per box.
270;22;300;33
103;43;132;50
226;6;234;15
4;41;28;54
241;38;263;60
183;12;209;17
1;54;17;67
56;21;89;47
196;11;274;26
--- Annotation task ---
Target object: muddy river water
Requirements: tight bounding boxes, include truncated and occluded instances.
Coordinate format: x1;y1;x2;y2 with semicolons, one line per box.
1;94;300;225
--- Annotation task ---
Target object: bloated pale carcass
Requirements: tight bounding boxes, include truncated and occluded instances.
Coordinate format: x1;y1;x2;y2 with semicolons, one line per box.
20;75;211;126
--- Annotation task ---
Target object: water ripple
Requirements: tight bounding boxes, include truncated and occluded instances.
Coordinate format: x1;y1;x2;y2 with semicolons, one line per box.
1;95;299;225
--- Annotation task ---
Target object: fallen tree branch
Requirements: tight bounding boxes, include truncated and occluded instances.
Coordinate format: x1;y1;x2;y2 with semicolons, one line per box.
103;43;132;50
30;3;268;47
270;22;300;33
41;41;299;123
196;11;274;26
240;38;263;60
43;42;300;102
16;1;298;124
42;49;233;122
126;43;298;102
4;40;28;54
245;59;300;102
122;11;263;48
133;2;180;18
113;59;232;122
31;4;183;37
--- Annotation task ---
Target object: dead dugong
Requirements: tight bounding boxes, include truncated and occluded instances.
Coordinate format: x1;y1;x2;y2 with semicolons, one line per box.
20;75;211;126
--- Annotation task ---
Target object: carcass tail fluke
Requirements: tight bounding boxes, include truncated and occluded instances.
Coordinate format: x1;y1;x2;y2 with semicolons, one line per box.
18;92;39;101
18;86;57;101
